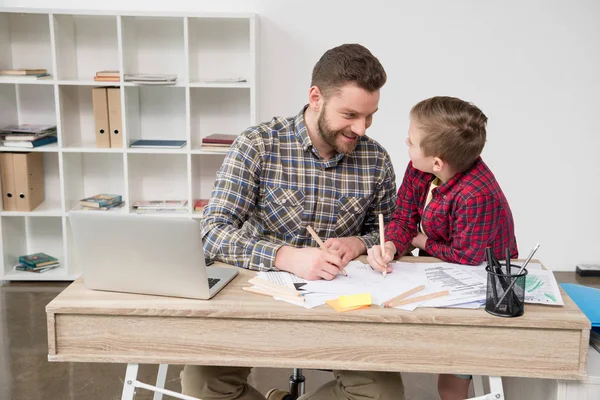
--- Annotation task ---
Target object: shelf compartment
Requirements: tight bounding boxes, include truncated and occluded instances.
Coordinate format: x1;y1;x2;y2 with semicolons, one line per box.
53;14;119;81
188;17;251;84
0;13;53;76
190;87;249;150
127;153;189;212
0;83;57;133
124;85;186;145
62;152;125;212
1;216;66;280
121;16;185;79
0;152;62;215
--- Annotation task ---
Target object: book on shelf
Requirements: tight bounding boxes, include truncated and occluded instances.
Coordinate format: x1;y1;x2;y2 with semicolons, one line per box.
2;131;54;141
202;133;237;145
96;70;120;78
0;68;47;76
0;124;56;134
2;135;57;148
124;73;177;85
80;194;122;208
15;263;59;273
130;139;187;149
18;252;58;268
133;200;188;213
77;201;125;211
194;199;209;212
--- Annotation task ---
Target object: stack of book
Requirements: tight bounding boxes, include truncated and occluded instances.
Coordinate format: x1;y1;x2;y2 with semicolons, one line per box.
201;134;237;151
94;70;120;83
0;68;51;81
194;199;209;213
15;252;59;273
133;200;188;214
124;73;177;85
0;124;57;148
79;194;124;211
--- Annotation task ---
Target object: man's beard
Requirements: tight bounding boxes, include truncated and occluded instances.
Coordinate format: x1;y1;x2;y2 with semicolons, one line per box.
317;108;359;155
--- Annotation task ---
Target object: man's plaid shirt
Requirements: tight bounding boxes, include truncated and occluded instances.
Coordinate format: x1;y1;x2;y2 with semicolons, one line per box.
200;106;397;271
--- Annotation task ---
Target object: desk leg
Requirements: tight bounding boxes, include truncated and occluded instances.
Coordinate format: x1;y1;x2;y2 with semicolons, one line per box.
153;364;169;400
488;376;504;399
471;376;504;400
122;363;139;400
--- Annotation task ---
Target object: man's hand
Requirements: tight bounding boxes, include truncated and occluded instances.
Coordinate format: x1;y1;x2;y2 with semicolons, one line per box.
367;241;396;274
275;246;345;280
411;232;428;250
323;236;366;266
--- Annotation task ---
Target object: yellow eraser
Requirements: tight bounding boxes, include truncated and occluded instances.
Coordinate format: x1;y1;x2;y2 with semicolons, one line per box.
338;293;372;308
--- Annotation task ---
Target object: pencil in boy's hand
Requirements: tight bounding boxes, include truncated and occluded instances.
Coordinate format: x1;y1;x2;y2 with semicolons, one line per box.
306;225;347;276
378;213;386;278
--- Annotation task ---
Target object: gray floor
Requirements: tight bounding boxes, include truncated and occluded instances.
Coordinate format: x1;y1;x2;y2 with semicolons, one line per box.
0;272;598;400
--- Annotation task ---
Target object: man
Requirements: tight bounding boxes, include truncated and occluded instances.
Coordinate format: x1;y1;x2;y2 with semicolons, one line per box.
182;43;402;400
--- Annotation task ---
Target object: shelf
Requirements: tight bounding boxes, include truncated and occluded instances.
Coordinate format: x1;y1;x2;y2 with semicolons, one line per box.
190;87;249;149
0;9;258;281
1;267;77;281
188;81;250;88
62;152;125;212
53;14;119;82
121;16;185;78
1;216;65;278
61;147;123;153
0;143;59;152
0;13;53;75
0;199;63;217
58;80;120;86
188;17;251;83
126;147;188;154
0;77;54;85
124;85;186;143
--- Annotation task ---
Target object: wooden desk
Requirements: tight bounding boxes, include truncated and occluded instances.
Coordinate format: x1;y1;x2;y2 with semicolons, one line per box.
46;255;590;386
46;257;590;383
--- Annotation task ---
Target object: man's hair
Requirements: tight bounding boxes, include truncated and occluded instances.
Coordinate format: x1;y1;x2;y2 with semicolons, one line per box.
410;96;488;172
311;44;387;97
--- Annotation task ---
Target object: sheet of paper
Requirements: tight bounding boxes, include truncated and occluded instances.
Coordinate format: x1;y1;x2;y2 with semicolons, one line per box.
301;261;429;306
416;263;487;308
257;270;307;290
522;269;564;305
338;293;372;308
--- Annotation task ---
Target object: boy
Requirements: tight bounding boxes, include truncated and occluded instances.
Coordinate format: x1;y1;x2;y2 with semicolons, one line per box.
367;96;518;400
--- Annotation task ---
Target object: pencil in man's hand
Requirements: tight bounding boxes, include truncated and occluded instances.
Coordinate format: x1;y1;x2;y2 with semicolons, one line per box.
306;225;347;276
379;213;386;278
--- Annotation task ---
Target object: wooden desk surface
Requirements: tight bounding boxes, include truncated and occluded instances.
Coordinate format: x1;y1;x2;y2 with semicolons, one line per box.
46;257;591;380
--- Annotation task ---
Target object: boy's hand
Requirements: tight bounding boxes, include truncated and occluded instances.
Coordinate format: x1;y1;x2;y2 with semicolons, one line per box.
411;233;428;250
324;237;365;266
367;241;396;274
275;246;345;280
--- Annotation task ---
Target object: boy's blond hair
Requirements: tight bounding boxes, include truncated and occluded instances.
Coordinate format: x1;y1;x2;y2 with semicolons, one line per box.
410;96;487;172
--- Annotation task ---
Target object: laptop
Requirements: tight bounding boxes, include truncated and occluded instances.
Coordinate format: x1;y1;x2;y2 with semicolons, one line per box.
67;212;238;299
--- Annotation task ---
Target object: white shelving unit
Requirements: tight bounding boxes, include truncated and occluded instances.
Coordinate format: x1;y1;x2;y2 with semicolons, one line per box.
0;8;258;281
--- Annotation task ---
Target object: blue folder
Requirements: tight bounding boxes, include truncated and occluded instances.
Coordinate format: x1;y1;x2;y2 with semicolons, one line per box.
560;283;600;327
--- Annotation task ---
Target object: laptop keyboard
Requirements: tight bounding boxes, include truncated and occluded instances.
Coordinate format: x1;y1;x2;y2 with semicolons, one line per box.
208;278;221;289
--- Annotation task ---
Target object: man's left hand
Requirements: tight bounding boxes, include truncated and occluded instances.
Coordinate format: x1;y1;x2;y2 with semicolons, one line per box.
324;237;366;266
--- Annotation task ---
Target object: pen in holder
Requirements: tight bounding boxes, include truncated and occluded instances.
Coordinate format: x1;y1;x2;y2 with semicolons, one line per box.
485;263;527;317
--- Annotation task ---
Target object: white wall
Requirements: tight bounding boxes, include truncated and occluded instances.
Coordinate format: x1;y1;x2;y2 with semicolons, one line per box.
3;0;599;271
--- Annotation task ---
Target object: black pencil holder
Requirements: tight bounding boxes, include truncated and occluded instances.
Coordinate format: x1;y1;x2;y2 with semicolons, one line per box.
485;264;527;318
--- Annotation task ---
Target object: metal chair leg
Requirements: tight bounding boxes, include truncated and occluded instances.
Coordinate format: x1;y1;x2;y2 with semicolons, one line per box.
289;368;305;399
